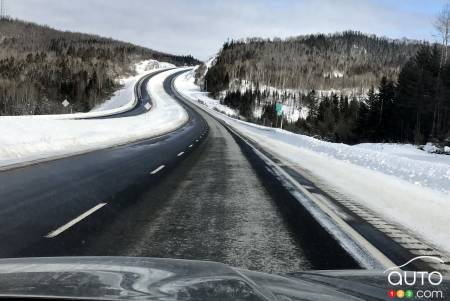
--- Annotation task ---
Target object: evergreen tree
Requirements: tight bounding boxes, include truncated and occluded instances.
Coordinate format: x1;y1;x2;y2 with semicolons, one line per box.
395;45;449;144
377;76;396;141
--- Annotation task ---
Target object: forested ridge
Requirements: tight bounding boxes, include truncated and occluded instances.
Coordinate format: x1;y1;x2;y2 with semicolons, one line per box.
205;31;422;94
204;32;450;146
0;18;199;115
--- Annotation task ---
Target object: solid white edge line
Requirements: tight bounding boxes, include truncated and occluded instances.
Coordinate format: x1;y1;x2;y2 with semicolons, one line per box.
150;165;165;175
45;203;107;238
177;152;184;157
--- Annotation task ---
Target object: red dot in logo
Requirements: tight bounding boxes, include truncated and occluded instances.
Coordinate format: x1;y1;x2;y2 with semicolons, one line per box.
388;290;396;299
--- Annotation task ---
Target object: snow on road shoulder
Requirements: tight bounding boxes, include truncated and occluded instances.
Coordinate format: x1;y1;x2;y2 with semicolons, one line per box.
176;70;238;117
175;69;450;254
0;68;188;169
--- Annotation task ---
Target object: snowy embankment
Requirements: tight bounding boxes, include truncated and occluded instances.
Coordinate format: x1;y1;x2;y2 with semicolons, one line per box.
0;67;188;169
175;69;450;254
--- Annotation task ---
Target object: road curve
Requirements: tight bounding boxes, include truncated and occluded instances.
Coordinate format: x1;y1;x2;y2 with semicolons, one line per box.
0;69;359;274
88;68;172;119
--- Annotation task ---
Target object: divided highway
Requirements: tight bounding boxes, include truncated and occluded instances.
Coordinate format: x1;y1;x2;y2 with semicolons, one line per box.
0;68;358;273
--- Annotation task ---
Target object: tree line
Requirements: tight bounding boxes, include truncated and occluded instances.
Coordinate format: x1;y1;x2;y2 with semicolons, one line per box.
297;44;449;144
216;44;450;145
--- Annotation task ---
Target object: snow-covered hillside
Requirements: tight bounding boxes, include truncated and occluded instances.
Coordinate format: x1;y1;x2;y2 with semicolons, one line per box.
175;69;450;254
0;67;187;169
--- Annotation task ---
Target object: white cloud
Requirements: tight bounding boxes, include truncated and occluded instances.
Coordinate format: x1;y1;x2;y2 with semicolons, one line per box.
5;0;445;60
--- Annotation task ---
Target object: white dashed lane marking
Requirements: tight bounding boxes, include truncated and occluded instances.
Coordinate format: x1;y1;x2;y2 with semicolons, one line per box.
150;165;165;175
45;203;107;238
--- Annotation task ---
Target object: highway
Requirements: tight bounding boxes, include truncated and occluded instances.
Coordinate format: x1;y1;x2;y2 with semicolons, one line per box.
8;67;440;274
1;67;441;274
0;68;360;273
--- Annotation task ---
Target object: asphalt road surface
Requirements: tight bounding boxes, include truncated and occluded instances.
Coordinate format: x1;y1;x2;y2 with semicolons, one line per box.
0;69;358;273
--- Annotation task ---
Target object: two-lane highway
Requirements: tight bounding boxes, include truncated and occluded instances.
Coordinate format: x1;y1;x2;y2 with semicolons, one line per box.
0;68;358;273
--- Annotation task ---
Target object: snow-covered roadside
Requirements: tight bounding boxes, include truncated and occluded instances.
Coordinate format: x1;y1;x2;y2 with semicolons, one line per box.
174;69;450;254
0;68;188;168
355;143;450;165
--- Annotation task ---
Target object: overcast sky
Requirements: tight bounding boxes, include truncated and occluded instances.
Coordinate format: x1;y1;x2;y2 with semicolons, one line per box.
4;0;449;60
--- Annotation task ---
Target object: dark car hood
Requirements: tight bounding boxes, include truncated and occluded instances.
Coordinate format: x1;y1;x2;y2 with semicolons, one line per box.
0;257;448;301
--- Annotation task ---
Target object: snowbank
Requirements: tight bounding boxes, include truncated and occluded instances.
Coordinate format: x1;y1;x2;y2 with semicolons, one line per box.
356;143;450;165
0;68;188;168
175;69;450;254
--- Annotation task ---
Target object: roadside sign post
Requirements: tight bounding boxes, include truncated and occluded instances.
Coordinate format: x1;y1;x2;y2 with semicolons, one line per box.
62;99;71;113
275;102;283;129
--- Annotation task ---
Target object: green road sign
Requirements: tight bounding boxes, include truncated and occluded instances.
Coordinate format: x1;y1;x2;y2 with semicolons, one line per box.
275;102;283;116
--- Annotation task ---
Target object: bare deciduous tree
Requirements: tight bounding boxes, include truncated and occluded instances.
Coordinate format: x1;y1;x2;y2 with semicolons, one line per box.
207;31;421;96
435;3;450;66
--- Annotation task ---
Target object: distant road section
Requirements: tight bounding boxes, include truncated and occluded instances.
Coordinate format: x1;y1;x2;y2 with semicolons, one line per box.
91;60;175;113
